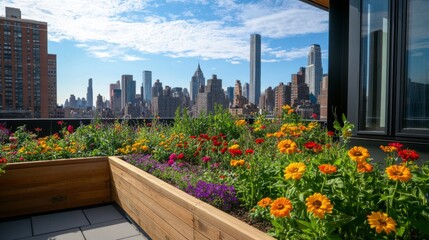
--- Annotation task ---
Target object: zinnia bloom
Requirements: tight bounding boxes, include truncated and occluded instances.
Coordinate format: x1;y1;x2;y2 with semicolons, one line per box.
235;119;246;126
398;149;419;162
380;145;397;153
257;197;272;208
284;162;306;180
230;159;245;167
388;142;403;151
278;139;298;154
367;211;397;235
348;146;370;162
255;138;265;144
318;164;337;174
357;161;373;173
386;165;412;182
305;193;333;219
270;197;293;218
67;125;74;133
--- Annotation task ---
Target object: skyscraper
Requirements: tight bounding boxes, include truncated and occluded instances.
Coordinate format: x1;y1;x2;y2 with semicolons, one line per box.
242;82;249;100
196;74;229;115
86;78;93;108
190;64;205;103
121;75;136;109
143;71;152;103
0;7;56;118
47;54;57;118
305;44;323;103
249;34;261;105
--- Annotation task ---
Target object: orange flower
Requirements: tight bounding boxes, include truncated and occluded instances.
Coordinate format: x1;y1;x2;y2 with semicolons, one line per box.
278;139;297;154
367;211;396;235
385;165;412;182
357;161;373;173
318;164;337;174
380;145;396;153
348;146;370;162
284;162;306;180
230;159;245;167
270;197;293;218
257;197;273;208
306;193;333;219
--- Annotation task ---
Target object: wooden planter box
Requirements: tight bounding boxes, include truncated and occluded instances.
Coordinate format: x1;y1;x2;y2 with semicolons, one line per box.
0;156;274;240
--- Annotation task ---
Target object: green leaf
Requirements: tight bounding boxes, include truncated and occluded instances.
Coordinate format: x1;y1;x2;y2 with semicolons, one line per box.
327;213;355;229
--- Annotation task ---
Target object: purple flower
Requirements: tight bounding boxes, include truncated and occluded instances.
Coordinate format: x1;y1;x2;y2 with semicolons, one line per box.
186;180;238;211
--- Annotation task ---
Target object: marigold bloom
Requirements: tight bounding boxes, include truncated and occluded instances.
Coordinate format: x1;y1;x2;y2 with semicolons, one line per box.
278;139;297;154
257;197;272;208
284;162;306;180
367;211;396;235
388;142;403;151
398;149;419;162
348;146;370;162
386;165;412;182
305;193;333;219
357;161;373;173
380;145;397;153
235;119;246;126
318;164;337;174
270;197;293;218
230;159;245;167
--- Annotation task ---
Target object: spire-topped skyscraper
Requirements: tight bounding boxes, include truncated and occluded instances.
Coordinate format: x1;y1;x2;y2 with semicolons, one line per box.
305;44;323;103
190;63;205;103
249;34;261;105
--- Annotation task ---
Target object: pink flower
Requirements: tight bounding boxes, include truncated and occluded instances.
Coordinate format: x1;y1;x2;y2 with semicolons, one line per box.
169;153;177;161
67;125;74;133
57;120;64;125
167;159;175;166
202;156;211;163
312;113;318;120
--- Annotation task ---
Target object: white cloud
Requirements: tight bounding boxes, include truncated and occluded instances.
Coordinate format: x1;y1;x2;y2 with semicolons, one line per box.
1;0;328;62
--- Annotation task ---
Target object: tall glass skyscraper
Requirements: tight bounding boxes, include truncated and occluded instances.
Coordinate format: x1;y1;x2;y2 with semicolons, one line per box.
143;71;152;103
86;78;93;108
305;44;323;103
249;34;261;105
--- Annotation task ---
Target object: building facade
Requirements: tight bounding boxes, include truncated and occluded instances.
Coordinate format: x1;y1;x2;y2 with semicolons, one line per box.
190;64;205;104
196;74;229;115
121;75;135;109
86;78;93;109
249;34;261;105
0;7;56;118
305;44;323;103
47;54;57;118
143;71;152;104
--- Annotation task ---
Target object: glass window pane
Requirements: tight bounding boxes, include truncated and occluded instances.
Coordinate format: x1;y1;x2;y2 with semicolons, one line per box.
403;0;429;130
359;0;389;132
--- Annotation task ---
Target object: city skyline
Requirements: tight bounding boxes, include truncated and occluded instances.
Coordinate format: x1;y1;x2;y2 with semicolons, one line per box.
0;0;328;105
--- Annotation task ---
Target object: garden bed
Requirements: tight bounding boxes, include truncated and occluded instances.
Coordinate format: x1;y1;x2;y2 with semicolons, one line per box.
0;156;273;240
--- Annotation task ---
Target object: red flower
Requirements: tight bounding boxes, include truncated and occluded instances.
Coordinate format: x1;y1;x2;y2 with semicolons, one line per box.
245;149;255;155
67;125;74;133
190;135;197;139
220;147;228;154
202;156;210;163
398;149;419;162
177;153;185;159
312;113;318;120
35;127;42;132
304;141;318;149
57;120;64;125
327;131;335;137
229;149;243;157
0;157;7;163
388;142;403;151
255;138;265;144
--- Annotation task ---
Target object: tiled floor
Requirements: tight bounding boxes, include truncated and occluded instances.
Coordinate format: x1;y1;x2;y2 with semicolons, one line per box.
0;204;150;240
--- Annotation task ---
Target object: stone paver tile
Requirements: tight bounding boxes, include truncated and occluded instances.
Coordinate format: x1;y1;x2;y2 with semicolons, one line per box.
81;218;141;240
118;234;149;240
0;218;32;240
31;210;89;235
21;228;85;240
83;205;124;224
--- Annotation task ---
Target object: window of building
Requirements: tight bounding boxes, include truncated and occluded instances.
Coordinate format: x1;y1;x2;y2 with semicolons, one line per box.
400;0;429;133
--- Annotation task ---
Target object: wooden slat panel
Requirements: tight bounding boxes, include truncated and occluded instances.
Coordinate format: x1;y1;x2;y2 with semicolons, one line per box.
0;157;111;219
109;156;274;240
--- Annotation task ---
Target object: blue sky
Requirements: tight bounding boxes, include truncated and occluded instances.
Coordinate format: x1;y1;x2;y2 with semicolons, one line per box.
2;0;329;105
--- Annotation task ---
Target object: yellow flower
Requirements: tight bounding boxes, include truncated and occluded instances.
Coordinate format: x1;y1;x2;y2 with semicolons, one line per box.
367;211;396;235
278;139;297;154
284;162;306;180
235;119;246;126
273;131;286;138
385;165;412;182
230;159;245;167
380;145;396;153
305;193;333;219
228;144;240;150
348;146;370;162
257;197;272;208
282;105;292;111
288;109;295;115
270;197;293;218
